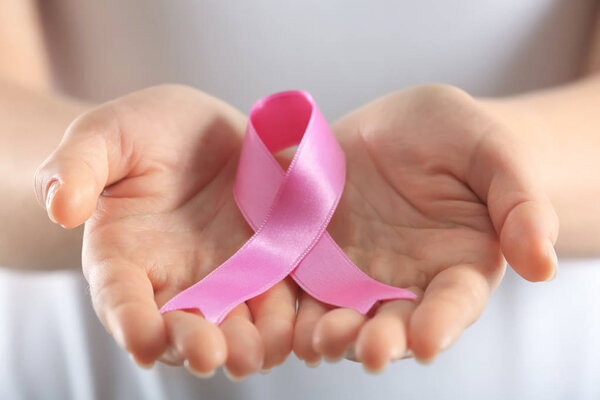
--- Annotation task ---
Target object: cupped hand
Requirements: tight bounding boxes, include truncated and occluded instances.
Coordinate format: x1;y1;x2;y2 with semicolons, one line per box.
34;85;297;379
293;84;559;371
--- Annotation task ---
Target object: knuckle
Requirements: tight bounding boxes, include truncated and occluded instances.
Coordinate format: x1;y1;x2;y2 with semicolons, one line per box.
418;83;470;100
65;106;118;140
402;83;476;112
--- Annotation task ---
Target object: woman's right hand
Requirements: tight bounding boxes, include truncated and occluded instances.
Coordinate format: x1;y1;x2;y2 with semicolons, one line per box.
34;85;298;379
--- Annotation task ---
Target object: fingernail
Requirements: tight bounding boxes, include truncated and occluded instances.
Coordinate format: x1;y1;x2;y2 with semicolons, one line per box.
324;356;342;363
223;367;245;383
184;360;215;378
259;368;272;375
399;349;415;360
305;359;321;368
159;345;183;365
416;356;436;365
439;335;454;353
45;181;59;224
343;344;358;361
545;240;559;282
129;353;155;370
363;363;386;375
389;346;405;361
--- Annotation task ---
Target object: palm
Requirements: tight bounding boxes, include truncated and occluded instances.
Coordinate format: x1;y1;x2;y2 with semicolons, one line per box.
330;104;502;296
294;86;507;369
86;115;251;307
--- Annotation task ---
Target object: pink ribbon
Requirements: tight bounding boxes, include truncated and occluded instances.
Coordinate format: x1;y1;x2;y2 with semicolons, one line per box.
160;90;416;324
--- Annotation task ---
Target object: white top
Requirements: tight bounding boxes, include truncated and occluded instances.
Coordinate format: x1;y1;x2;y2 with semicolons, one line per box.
2;1;599;399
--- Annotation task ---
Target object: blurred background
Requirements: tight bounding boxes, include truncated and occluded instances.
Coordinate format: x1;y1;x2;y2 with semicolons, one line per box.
1;1;599;399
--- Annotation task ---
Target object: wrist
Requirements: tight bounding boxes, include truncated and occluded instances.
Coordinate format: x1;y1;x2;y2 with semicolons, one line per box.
476;95;554;191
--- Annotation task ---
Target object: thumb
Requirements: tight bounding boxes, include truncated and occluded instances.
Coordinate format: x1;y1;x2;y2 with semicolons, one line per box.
34;109;125;229
468;130;559;282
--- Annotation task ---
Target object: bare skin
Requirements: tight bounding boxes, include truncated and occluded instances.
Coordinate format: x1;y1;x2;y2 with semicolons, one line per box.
1;0;599;380
293;84;558;370
34;83;557;377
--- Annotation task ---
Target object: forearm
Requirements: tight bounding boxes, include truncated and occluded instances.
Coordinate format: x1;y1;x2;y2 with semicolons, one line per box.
0;79;89;269
0;0;51;91
481;73;600;256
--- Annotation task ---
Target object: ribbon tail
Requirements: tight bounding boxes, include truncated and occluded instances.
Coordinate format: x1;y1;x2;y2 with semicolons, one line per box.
290;231;417;315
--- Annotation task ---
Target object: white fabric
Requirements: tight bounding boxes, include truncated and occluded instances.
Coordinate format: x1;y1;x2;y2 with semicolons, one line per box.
2;0;599;398
2;264;599;400
41;0;595;119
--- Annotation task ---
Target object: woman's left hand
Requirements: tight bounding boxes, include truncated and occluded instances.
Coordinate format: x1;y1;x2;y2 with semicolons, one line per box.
293;84;559;371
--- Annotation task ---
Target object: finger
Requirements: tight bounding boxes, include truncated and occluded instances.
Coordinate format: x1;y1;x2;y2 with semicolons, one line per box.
293;292;332;365
33;107;127;228
409;264;494;361
312;308;366;361
85;258;167;366
155;288;227;376
498;198;558;281
247;277;297;371
355;287;422;372
467;130;559;282
220;304;264;380
162;310;227;376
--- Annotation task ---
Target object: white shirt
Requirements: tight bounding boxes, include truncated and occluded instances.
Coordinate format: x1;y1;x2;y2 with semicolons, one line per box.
2;0;599;399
